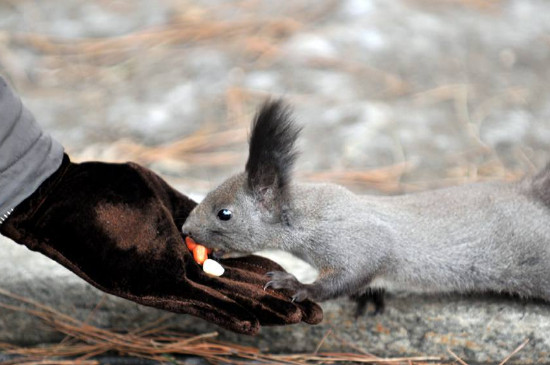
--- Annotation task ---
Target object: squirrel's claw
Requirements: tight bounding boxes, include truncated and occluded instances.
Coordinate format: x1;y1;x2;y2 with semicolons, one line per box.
264;271;309;301
291;289;309;302
263;281;275;291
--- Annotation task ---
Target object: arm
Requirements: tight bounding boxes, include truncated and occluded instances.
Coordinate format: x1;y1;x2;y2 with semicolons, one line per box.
0;77;64;219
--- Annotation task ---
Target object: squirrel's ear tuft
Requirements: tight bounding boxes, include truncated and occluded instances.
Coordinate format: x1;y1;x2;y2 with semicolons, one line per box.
245;100;301;220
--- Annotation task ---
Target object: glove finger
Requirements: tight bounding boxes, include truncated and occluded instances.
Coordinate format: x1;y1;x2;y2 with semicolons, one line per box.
128;278;260;335
189;270;303;326
221;264;323;325
221;254;286;274
220;255;323;324
283;294;323;325
187;257;322;325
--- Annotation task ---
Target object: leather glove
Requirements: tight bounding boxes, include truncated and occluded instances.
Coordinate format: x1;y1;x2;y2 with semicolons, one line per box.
0;154;322;334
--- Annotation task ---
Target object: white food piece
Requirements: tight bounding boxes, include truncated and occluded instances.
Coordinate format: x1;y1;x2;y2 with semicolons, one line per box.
203;259;225;277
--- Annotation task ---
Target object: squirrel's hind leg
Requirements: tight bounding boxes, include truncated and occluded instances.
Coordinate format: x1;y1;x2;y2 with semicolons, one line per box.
351;288;386;317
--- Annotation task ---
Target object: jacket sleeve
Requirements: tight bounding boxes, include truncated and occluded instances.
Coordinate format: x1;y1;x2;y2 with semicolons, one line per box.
0;76;64;216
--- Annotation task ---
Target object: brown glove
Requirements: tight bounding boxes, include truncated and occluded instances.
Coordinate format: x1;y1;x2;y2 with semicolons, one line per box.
0;154;322;334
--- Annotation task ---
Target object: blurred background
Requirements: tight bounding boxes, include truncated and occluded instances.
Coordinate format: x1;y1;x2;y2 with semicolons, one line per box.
2;0;550;199
2;0;550;363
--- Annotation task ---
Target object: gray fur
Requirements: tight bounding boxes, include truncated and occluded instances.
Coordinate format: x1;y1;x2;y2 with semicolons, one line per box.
182;101;550;303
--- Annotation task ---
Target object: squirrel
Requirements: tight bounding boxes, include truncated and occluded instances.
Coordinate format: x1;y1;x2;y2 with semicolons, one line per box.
182;100;550;304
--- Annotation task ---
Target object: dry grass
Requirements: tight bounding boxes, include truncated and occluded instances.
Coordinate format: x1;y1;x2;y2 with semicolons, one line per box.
408;0;503;12
74;126;249;166
0;286;531;364
0;1;333;80
0;288;442;365
6;17;300;61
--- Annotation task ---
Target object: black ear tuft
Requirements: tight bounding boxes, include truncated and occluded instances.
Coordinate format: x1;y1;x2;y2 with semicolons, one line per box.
245;100;301;205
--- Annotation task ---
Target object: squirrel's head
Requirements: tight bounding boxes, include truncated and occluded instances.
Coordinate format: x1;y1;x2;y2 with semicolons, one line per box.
181;100;301;255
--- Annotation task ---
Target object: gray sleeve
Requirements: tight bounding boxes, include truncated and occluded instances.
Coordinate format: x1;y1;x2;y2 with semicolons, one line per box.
0;77;64;215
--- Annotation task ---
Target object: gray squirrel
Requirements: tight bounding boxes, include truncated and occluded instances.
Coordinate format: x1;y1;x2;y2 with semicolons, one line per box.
182;100;550;304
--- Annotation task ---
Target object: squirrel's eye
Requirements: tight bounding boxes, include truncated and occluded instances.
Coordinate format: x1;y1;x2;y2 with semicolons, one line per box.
217;209;232;221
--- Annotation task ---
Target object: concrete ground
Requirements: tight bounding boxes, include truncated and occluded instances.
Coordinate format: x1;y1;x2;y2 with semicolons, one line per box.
1;0;550;363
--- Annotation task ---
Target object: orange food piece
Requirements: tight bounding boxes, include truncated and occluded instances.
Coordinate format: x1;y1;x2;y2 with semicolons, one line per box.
185;236;213;265
185;236;197;250
193;245;208;265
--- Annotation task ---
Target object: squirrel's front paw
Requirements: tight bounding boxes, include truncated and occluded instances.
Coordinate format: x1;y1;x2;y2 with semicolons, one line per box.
264;271;309;302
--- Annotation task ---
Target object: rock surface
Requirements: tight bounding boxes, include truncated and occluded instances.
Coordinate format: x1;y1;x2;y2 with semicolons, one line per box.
1;235;548;364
